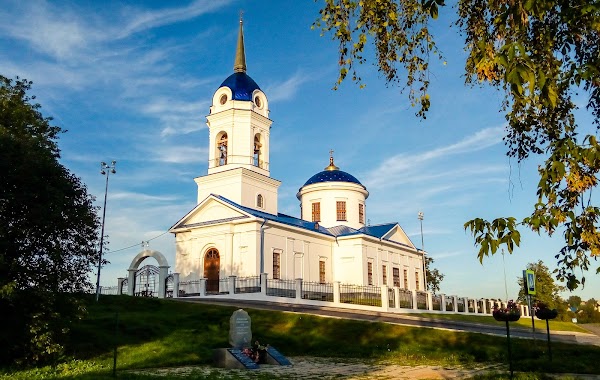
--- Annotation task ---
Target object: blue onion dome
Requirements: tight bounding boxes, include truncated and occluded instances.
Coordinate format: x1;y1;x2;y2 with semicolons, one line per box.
302;155;365;189
219;72;261;101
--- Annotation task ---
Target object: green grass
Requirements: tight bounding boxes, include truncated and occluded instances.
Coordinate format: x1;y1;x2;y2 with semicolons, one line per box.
2;295;599;379
411;312;589;333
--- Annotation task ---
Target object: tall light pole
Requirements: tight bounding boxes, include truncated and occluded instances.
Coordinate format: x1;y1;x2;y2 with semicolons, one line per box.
95;160;116;301
418;211;428;292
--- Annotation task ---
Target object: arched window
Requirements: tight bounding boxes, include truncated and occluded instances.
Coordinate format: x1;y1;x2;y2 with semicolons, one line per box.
256;194;264;208
217;133;228;166
253;134;262;167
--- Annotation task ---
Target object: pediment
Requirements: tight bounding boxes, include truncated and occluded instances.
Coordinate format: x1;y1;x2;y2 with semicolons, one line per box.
170;196;249;231
383;225;416;248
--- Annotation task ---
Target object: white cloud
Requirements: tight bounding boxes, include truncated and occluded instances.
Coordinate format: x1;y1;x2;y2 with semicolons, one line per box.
150;145;208;164
266;72;311;103
110;192;179;202
365;126;505;189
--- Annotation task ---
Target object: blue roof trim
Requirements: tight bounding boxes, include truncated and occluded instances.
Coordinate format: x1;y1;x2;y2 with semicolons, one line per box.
302;169;364;188
193;195;413;249
220;72;261;101
214;195;333;236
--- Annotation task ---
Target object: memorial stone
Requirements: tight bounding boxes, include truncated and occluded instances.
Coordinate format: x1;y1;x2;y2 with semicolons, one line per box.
229;309;252;348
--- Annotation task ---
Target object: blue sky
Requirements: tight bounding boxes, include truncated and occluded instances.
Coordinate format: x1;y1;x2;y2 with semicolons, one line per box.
2;0;598;301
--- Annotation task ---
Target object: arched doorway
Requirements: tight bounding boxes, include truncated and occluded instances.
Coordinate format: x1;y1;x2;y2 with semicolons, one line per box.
204;248;220;294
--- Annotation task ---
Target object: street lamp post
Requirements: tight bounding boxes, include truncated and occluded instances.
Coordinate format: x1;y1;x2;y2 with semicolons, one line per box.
95;160;116;301
418;211;428;292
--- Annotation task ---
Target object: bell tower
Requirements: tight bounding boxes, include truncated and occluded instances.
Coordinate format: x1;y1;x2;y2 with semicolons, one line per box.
195;18;280;214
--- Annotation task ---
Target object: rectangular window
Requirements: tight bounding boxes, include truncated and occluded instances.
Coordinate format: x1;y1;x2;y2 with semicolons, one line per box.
359;204;364;224
336;201;347;221
415;271;420;291
319;260;326;283
312;202;320;222
273;251;281;279
367;262;373;285
382;265;387;285
393;268;400;287
403;269;408;289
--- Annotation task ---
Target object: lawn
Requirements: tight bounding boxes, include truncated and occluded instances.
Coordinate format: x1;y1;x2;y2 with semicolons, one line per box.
411;312;589;333
2;295;599;379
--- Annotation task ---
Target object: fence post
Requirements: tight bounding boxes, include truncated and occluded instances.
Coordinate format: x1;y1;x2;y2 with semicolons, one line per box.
199;278;206;297
228;276;236;295
411;289;418;310
440;294;446;312
333;281;340;304
474;298;479;314
381;285;389;311
261;273;268;295
463;297;469;313
173;273;180;298
453;296;458;312
127;269;135;296
295;278;302;300
117;278;125;295
394;287;400;309
427;291;433;311
480;299;487;314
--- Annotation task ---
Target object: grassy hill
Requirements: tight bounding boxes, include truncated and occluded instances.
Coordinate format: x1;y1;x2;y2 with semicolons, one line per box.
2;295;599;379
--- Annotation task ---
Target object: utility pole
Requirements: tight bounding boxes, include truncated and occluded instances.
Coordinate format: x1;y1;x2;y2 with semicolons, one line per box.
95;160;116;301
418;211;428;292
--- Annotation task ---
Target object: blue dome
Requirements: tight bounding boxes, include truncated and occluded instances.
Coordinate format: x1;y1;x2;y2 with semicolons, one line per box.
303;169;365;188
220;72;261;101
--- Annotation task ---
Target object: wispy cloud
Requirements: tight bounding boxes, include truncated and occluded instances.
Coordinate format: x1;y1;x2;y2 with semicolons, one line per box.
149;145;208;164
266;72;311;103
111;192;180;202
364;126;505;189
116;0;233;39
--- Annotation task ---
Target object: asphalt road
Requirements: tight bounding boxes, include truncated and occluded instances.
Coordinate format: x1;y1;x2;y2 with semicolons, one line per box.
177;298;600;346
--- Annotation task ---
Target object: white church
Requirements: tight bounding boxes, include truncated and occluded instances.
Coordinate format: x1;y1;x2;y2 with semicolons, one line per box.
169;20;426;292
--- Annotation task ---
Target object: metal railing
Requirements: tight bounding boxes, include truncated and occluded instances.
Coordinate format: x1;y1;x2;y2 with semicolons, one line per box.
339;284;381;307
398;289;413;309
302;281;333;302
432;294;442;311
266;279;296;298
100;286;118;295
178;280;201;297
235;276;261;294
388;287;396;308
457;298;465;312
445;298;454;312
416;291;428;310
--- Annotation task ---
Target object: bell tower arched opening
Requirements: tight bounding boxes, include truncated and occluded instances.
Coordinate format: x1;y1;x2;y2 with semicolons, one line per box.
216;132;228;166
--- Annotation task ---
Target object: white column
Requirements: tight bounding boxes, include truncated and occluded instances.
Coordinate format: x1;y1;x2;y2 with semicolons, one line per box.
394;287;400;309
158;266;169;298
463;297;469;313
411;289;418;310
381;285;389;311
199;278;206;297
173;273;180;298
474;298;479;314
117;277;125;295
427;292;434;311
453;296;458;312
480;299;487;314
127;269;135;296
440;294;446;312
295;278;302;300
333;281;340;304
228;276;236;295
261;273;267;295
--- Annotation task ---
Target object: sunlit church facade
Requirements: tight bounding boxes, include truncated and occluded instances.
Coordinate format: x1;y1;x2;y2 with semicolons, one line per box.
169;20;426;291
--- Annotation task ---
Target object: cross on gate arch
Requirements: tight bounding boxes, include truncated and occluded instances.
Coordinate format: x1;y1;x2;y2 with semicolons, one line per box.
126;249;170;298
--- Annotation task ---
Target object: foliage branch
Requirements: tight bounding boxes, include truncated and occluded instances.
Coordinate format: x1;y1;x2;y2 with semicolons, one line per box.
315;0;600;290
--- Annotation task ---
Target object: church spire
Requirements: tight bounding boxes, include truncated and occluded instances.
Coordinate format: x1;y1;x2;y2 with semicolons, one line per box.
233;15;247;73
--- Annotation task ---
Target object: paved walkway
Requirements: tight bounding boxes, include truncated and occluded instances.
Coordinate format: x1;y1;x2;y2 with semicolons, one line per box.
132;356;600;379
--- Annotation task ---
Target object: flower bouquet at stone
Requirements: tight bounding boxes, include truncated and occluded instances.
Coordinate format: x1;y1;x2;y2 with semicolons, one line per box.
493;300;521;322
534;302;558;320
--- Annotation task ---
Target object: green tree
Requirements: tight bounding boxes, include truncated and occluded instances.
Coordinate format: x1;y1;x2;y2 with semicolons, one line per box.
578;298;600;323
315;0;600;290
425;256;444;294
568;295;582;309
517;261;565;309
0;75;100;365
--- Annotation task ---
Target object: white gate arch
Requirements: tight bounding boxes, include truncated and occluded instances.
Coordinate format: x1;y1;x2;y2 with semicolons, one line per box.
127;249;170;298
